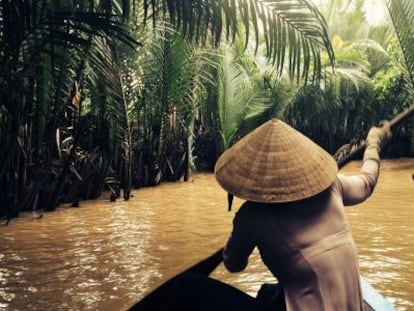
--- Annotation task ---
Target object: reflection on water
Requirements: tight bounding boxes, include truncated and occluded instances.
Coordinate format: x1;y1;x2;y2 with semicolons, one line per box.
0;159;413;310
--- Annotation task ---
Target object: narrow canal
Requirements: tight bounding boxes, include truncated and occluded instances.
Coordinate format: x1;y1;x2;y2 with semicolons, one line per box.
1;159;413;310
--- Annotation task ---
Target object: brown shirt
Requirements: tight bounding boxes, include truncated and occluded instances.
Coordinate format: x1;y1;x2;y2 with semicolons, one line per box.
223;160;380;311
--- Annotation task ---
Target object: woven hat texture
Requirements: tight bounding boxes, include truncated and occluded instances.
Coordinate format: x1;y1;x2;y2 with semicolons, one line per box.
214;119;338;203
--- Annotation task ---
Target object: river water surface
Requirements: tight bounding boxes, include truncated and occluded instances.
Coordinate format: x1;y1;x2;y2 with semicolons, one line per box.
1;159;413;310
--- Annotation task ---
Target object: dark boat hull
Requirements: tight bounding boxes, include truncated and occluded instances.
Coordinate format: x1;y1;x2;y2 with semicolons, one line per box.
128;249;395;311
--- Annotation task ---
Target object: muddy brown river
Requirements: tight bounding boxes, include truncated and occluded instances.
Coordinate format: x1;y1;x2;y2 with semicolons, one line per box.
1;159;413;310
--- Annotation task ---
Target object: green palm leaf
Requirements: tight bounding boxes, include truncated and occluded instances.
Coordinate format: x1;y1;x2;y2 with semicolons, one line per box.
217;44;273;151
386;0;414;87
141;0;334;82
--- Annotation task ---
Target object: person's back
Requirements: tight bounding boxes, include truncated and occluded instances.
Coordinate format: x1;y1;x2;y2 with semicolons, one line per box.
218;119;390;310
225;185;363;310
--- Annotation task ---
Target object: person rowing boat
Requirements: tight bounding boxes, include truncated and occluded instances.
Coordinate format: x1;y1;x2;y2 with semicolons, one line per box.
213;119;390;310
129;118;391;311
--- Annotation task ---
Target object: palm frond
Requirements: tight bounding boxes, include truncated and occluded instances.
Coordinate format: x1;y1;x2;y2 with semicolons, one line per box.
331;67;371;92
141;0;334;82
386;0;414;87
217;45;273;151
368;23;396;49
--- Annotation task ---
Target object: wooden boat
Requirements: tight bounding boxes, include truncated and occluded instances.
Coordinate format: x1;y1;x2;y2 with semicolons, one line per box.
361;277;395;311
128;248;396;311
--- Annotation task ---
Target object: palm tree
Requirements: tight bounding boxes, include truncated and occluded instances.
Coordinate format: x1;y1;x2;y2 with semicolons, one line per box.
0;1;139;215
213;41;274;152
131;24;209;184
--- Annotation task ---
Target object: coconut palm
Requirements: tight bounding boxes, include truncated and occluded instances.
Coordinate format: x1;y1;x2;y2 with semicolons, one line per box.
213;42;273;152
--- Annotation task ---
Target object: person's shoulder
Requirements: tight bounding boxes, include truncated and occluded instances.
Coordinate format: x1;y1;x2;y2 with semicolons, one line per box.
235;201;252;213
328;175;344;196
237;201;269;214
242;201;263;208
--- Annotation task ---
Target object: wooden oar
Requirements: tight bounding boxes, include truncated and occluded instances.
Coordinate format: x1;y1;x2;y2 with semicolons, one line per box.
128;103;414;310
337;103;414;168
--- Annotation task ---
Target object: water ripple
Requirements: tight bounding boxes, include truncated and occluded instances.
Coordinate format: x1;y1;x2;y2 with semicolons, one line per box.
0;160;413;310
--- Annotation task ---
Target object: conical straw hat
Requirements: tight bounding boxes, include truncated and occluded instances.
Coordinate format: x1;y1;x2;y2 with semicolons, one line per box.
214;119;338;203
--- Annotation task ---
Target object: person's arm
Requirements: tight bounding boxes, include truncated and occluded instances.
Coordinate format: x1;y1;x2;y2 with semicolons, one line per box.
223;206;257;273
338;122;391;206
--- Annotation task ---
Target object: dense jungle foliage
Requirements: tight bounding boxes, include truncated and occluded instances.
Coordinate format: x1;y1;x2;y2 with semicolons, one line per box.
1;0;413;220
